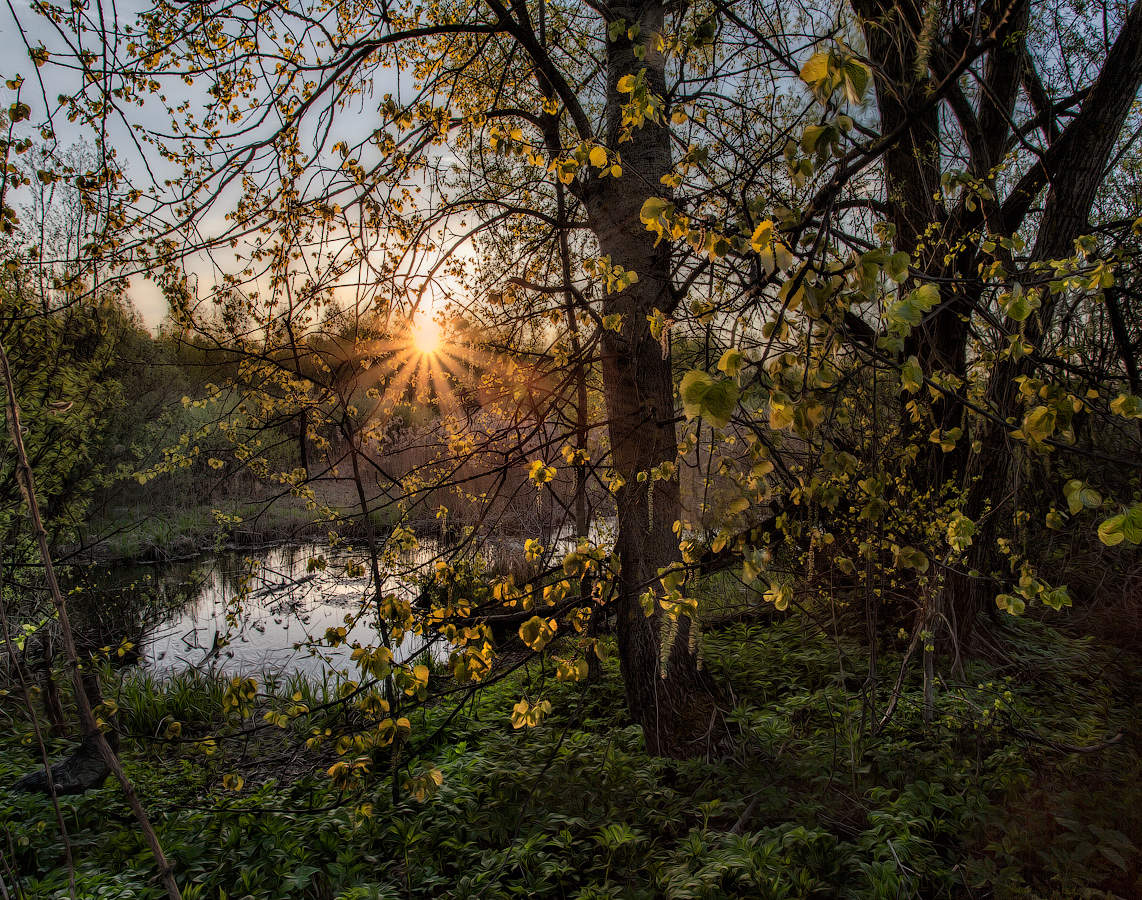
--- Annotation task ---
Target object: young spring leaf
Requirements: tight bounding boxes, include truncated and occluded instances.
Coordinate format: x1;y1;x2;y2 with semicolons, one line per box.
518;615;558;652
680;370;739;428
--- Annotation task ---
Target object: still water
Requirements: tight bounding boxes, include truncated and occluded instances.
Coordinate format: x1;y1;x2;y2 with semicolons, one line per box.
111;542;444;678
99;520;613;678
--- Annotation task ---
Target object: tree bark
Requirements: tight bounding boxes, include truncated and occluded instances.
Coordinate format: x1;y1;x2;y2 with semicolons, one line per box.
583;2;722;758
855;0;1142;650
947;0;1142;646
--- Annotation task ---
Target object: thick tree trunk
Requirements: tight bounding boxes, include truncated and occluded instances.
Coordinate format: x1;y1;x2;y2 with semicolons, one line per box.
946;0;1142;646
856;0;1142;651
584;2;722;758
858;0;972;491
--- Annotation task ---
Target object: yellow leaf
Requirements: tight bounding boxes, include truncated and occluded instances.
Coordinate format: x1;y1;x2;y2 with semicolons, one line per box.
518;615;557;652
528;460;556;484
717;348;744;377
799;52;830;85
511;698;553;729
769;398;794;430
750;220;774;253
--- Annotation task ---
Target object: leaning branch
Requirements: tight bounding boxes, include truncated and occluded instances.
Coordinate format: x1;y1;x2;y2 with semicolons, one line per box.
0;337;183;900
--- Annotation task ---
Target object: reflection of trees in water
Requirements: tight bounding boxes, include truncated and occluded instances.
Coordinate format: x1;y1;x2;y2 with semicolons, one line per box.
67;562;207;663
66;535;576;676
214;545;304;601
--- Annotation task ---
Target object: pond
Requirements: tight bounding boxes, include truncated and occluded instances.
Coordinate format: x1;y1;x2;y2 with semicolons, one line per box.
78;541;445;679
79;520;614;679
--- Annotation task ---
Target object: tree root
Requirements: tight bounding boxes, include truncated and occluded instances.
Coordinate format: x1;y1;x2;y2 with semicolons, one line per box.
14;732;110;795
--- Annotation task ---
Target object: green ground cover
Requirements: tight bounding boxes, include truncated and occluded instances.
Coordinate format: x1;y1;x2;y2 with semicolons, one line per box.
2;616;1138;899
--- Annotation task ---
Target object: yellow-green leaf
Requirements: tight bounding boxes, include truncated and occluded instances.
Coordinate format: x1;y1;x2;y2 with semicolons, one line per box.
518;615;557;652
680;370;738;428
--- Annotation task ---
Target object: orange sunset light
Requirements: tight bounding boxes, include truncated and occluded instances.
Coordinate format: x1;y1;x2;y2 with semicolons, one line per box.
411;317;442;356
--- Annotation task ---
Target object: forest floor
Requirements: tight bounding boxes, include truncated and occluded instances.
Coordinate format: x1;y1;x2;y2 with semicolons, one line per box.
1;612;1140;899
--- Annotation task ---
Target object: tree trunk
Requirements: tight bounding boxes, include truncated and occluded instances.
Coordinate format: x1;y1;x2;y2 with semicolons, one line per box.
946;0;1142;646
855;0;1142;650
584;2;722;758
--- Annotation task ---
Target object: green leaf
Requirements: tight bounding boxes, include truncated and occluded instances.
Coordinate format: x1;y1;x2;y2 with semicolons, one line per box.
1001;291;1034;322
1042;585;1071;611
841;59;871;103
1110;393;1142;419
896;546;929;573
886;251;910;283
601;313;623;332
946;511;975;552
886;283;940;330
1098;514;1125;546
801;124;828;154
900;355;923;393
1098;844;1129;873
1125;506;1142;543
1022;406;1056;443
911;283;940;309
680;370;739;428
996;593;1026;615
1063;478;1101;514
1098;505;1142;546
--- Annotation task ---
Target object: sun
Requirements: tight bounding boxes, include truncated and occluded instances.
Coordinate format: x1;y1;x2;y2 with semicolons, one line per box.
411;318;442;356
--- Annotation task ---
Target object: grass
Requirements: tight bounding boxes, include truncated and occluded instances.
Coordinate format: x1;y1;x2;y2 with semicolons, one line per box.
1;612;1139;899
80;500;402;563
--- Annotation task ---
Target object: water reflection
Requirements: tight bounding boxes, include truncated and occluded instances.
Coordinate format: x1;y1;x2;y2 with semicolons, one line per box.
148;543;451;677
77;520;615;679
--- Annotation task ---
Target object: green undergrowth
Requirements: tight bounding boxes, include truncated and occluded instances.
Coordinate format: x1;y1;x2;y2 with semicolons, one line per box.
1;617;1139;898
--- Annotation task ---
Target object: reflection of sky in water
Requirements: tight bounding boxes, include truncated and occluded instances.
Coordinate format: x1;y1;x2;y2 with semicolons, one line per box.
145;543;442;678
141;521;615;678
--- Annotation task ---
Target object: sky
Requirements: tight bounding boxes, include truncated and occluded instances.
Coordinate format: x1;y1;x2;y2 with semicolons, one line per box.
3;0;175;328
2;0;409;332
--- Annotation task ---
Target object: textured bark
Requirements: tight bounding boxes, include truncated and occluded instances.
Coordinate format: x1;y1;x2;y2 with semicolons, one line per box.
855;0;1142;650
859;0;969;489
947;0;1142;646
582;2;722;758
